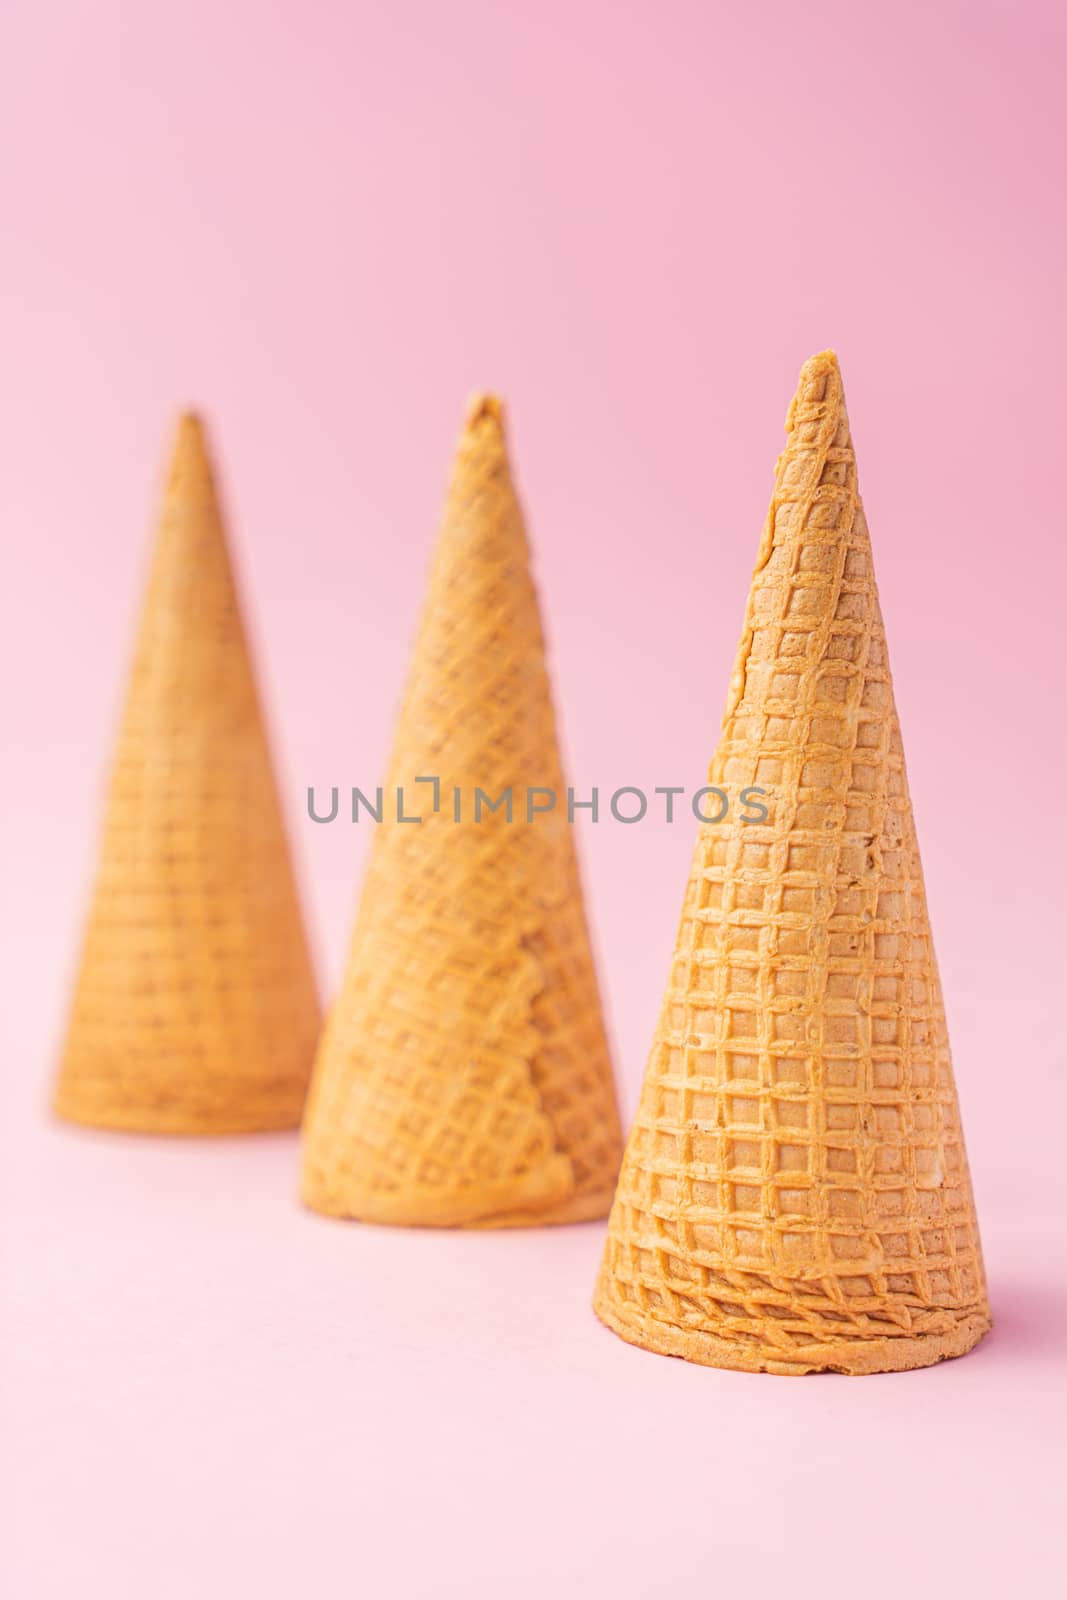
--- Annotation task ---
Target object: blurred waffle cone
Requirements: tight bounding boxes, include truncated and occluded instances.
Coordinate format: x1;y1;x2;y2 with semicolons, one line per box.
594;352;990;1373
54;415;320;1133
300;396;623;1226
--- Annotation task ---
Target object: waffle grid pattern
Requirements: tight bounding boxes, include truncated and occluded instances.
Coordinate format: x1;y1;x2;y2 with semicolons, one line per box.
595;354;989;1371
301;397;623;1225
55;417;321;1133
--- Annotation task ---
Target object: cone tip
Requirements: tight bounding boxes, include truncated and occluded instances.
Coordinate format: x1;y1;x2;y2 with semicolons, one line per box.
171;409;212;461
799;348;840;383
163;410;216;494
462;392;507;436
176;408;206;437
785;350;846;432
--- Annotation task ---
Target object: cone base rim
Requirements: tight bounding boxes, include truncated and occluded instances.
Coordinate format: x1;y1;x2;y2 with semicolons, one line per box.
300;1176;616;1229
53;1093;305;1137
593;1281;992;1376
474;1185;615;1228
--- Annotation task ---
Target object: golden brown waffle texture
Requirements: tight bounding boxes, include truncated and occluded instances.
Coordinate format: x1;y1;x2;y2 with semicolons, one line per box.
54;416;321;1133
301;396;623;1226
594;352;990;1373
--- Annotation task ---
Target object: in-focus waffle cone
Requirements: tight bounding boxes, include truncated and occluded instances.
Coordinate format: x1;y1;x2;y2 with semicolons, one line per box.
55;415;321;1133
594;352;990;1374
301;396;623;1226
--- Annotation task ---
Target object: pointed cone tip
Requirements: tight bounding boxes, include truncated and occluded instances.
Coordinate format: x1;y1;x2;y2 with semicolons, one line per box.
160;411;219;512
785;349;845;432
799;348;839;382
168;408;214;472
462;392;507;437
171;409;210;458
175;408;207;441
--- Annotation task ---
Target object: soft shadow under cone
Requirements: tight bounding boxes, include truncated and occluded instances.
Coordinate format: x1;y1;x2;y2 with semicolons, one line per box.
300;397;623;1226
594;353;990;1373
54;416;321;1133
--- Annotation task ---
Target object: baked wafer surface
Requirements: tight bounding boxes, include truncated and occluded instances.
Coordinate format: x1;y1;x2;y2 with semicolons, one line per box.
594;352;990;1372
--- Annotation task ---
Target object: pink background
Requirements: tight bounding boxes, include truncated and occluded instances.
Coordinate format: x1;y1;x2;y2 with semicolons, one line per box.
3;2;1065;1595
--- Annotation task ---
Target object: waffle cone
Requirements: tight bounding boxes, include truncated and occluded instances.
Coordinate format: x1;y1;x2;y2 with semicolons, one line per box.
594;353;990;1374
300;396;623;1226
54;416;321;1133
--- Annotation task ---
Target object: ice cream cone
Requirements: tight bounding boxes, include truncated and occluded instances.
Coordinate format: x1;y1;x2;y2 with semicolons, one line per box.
300;395;623;1226
594;352;990;1373
54;415;320;1133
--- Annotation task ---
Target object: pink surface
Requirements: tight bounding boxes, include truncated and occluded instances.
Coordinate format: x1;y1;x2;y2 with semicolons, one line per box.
2;2;1066;1595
